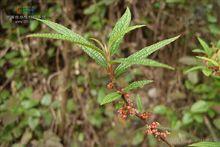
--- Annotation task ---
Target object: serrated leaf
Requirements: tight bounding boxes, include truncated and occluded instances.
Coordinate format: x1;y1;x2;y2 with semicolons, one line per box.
197;37;212;56
126;25;145;33
196;56;219;66
28;33;107;67
124;80;153;92
28;19;107;67
32;18;102;53
189;142;220;147
109;25;146;56
115;35;180;76
108;7;131;55
109;36;123;55
136;95;143;112
128;35;180;60
115;58;174;76
81;46;108;67
109;25;145;55
100;92;121;105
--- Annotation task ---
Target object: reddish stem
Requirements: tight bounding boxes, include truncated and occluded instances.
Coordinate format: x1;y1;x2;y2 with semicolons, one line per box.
106;65;173;147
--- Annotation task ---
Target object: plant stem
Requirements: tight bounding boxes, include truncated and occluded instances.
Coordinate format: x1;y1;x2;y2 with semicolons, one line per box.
106;65;173;147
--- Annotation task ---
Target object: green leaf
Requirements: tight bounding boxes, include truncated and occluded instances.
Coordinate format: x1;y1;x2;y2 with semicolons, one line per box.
124;80;153;92
115;58;174;76
6;68;15;78
213;117;220;130
115;35;180;76
192;49;206;54
28;19;107;67
21;99;39;109
29;20;39;31
136;95;143;112
108;7;131;55
27;32;101;53
209;24;220;35
25;108;41;117
189;142;220;147
132;132;144;145
28;33;107;67
166;0;185;3
193;114;203;123
197;37;211;56
191;100;210;113
126;25;145;33
196;56;219;66
153;105;168;115
182;112;193;125
184;66;204;74
19;87;33;99
67;99;76;113
207;14;217;23
100;92;121;105
109;25;145;56
128;35;180;60
202;68;212;76
81;46;107;67
31;18;102;53
28;117;39;130
41;94;52;106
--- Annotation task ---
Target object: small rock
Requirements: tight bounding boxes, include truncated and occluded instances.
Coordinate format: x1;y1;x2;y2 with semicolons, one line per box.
148;88;159;98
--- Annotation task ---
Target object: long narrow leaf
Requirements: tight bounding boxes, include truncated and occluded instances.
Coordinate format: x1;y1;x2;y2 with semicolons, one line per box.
136;95;143;112
196;56;219;66
184;66;204;74
109;25;146;55
128;35;180;60
126;25;146;33
124;80;153;92
189;141;220;147
115;58;174;77
114;35;180;76
32;18;103;54
27;33;107;67
100;92;121;105
197;37;212;56
108;7;131;55
192;49;206;54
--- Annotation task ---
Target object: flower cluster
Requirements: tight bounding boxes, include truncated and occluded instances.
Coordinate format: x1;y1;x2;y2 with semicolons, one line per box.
145;122;170;140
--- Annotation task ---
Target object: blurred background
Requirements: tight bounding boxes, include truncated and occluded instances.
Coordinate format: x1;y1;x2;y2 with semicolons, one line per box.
0;0;220;146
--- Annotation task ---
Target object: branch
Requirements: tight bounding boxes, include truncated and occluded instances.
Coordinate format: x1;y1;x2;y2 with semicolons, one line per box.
106;64;173;147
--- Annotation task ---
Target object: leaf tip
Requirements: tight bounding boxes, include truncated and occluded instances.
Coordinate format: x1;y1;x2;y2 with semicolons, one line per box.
26;34;33;38
175;34;181;39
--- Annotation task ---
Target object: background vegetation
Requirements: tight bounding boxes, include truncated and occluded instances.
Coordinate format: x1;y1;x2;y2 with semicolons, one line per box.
0;0;220;146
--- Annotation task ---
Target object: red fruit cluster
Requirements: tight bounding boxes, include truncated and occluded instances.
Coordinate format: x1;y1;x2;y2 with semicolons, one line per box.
117;105;137;120
139;112;151;120
107;82;114;89
145;122;170;140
